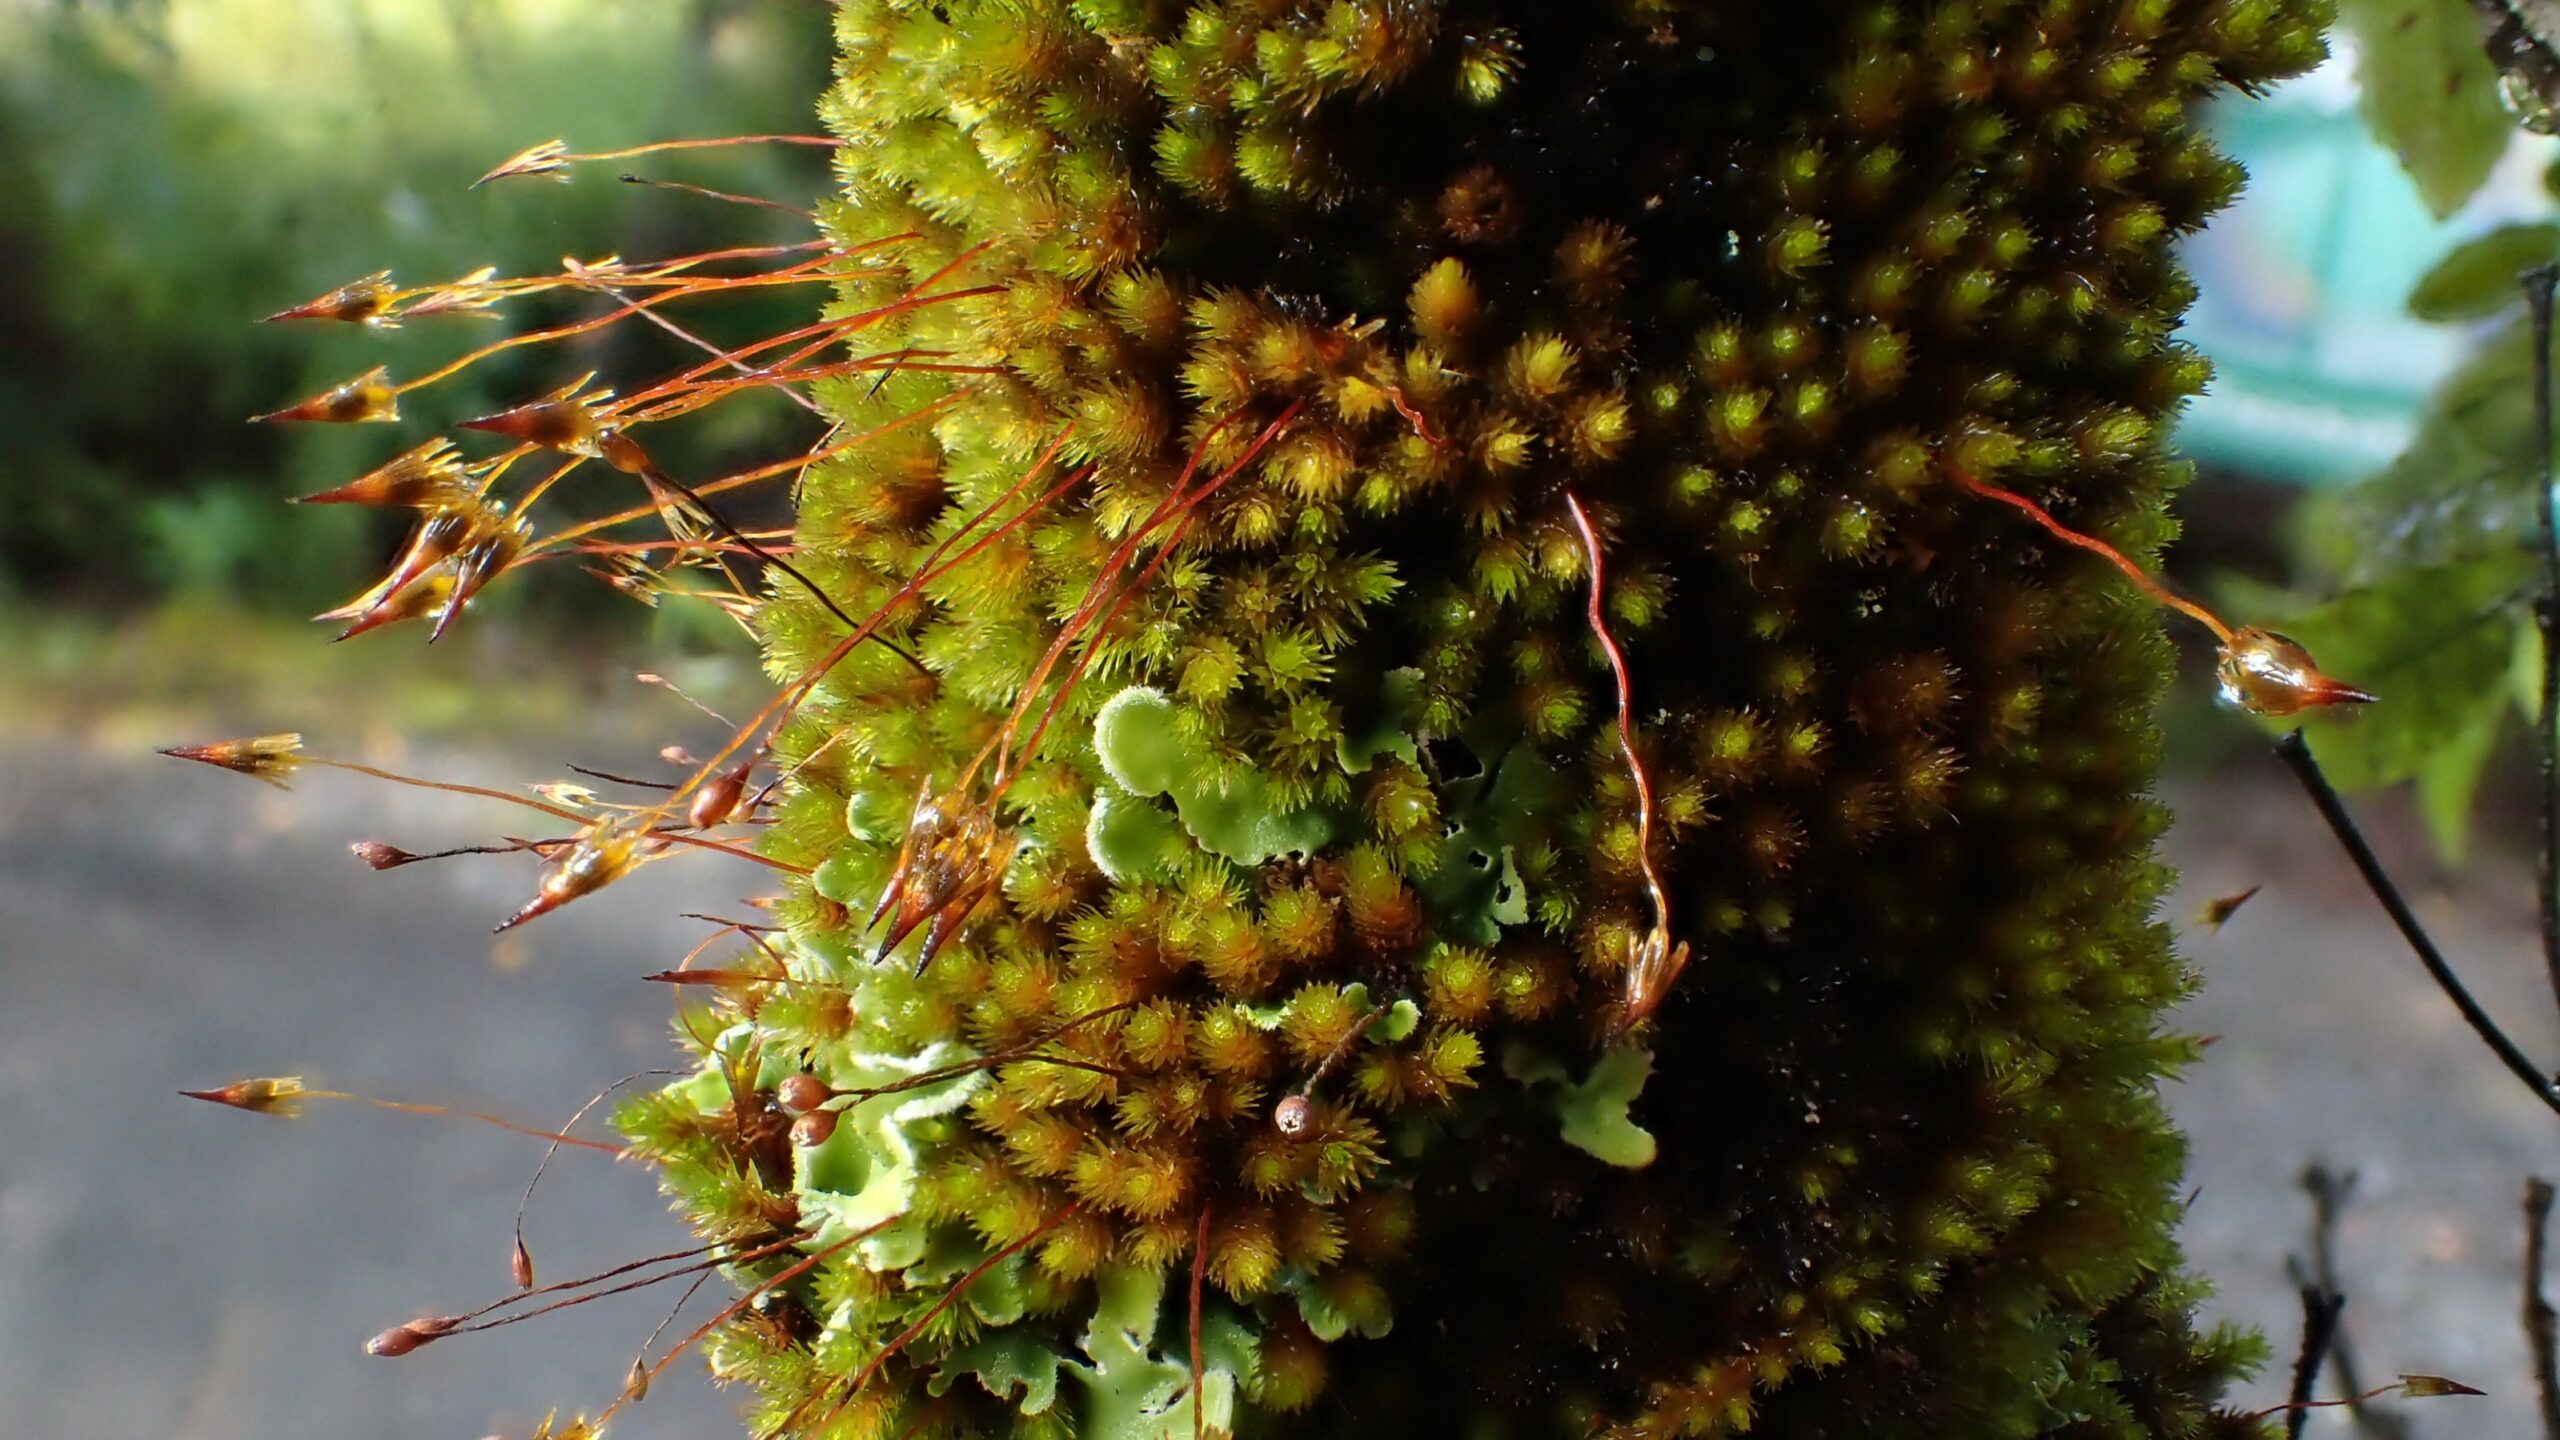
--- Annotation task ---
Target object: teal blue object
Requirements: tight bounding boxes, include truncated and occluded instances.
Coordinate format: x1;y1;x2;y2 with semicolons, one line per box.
2179;55;2552;484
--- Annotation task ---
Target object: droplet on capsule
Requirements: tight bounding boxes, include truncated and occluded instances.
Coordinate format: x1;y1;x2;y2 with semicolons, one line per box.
2214;627;2376;717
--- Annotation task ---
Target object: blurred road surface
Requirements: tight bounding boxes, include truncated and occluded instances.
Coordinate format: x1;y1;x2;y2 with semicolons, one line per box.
4;733;2559;1438
2167;750;2560;1438
0;735;753;1440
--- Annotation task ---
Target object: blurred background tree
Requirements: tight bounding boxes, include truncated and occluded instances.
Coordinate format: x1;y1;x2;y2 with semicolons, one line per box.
0;0;831;618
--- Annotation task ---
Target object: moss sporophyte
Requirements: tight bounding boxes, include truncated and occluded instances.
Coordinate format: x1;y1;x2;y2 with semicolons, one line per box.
170;3;2390;1436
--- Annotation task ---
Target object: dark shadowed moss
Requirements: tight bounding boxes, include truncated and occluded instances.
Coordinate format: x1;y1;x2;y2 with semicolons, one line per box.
617;3;2325;1435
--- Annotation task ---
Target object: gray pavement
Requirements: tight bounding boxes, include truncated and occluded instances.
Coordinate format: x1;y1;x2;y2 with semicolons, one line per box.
0;735;752;1439
2167;753;2560;1437
5;733;2559;1437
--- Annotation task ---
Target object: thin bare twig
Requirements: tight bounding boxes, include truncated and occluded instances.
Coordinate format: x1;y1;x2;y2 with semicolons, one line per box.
2529;1176;2560;1440
2286;1165;2405;1440
2285;1283;2348;1440
2274;730;2560;1120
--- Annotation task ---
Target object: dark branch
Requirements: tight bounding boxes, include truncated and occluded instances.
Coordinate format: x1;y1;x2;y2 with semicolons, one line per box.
2273;730;2560;1119
566;763;678;790
2286;1165;2406;1440
2284;1283;2347;1440
2525;265;2560;1025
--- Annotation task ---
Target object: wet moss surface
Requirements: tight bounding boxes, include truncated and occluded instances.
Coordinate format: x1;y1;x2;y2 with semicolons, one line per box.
618;4;2327;1435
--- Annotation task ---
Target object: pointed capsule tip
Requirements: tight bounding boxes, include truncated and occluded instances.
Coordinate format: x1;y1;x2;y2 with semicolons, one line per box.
494;892;556;933
259;300;331;325
180;1075;306;1114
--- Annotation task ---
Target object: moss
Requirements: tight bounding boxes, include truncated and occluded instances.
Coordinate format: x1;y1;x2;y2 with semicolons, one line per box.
635;1;2329;1435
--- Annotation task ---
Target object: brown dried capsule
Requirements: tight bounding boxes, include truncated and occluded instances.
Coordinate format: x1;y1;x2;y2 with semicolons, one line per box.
510;1236;535;1291
1273;1094;1313;1137
790;1108;839;1147
776;1074;834;1115
364;1314;460;1357
687;761;753;830
350;840;420;871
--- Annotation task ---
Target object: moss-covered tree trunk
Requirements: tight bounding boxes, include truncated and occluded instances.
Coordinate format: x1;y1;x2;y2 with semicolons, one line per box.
625;3;2326;1435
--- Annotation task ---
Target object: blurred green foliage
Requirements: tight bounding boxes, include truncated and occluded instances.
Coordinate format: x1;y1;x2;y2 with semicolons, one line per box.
2256;0;2557;858
2333;0;2511;219
0;0;830;613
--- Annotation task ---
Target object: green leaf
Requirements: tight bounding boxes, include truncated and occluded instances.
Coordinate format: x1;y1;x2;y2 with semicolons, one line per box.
2409;223;2560;321
2338;0;2514;217
2511;615;2545;720
2264;555;2532;856
2299;320;2539;582
2415;695;2504;861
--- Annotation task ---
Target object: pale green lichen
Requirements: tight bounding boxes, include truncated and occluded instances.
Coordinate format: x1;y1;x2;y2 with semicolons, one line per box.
1502;1043;1660;1170
1089;685;1334;867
